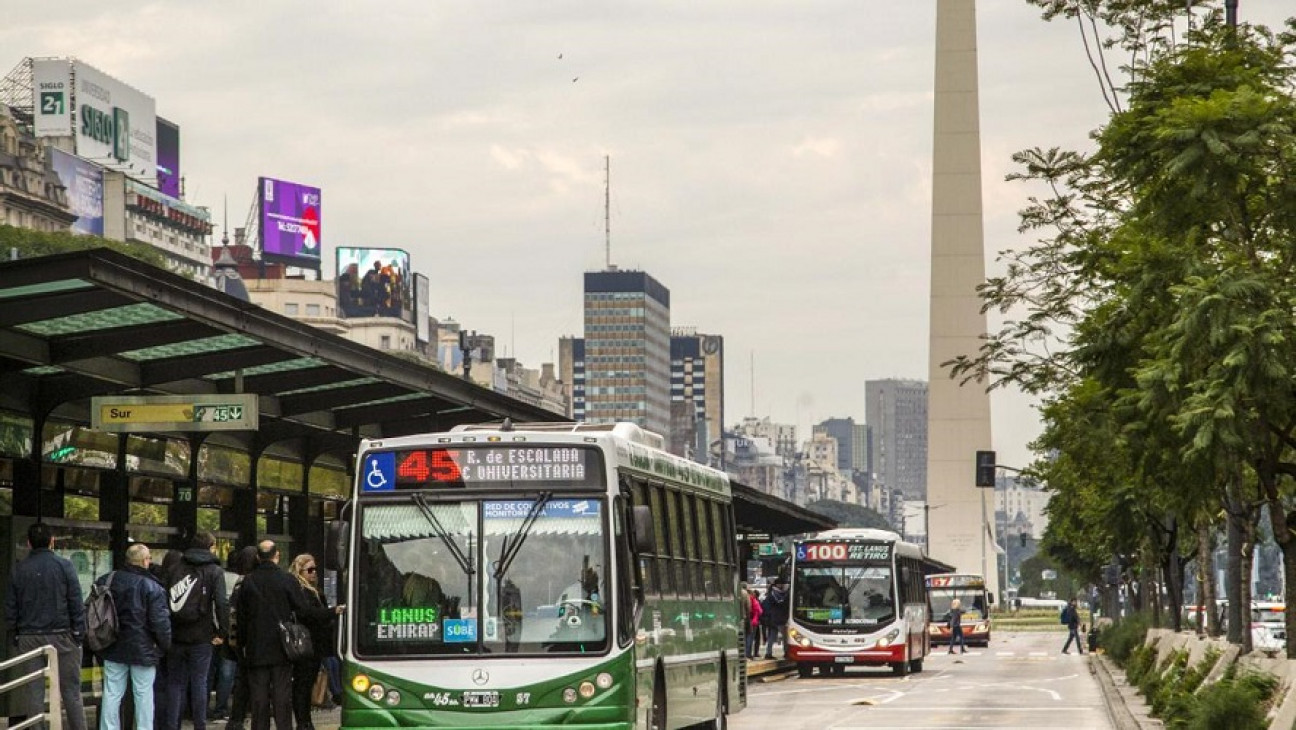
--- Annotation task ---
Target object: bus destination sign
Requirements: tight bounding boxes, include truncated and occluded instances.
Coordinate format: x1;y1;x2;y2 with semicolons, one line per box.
797;542;891;562
928;574;986;589
362;446;605;492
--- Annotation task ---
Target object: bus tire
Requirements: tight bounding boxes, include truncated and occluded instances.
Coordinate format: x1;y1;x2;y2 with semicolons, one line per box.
708;653;728;730
796;663;813;679
649;665;667;730
831;664;846;676
891;655;910;676
909;657;923;673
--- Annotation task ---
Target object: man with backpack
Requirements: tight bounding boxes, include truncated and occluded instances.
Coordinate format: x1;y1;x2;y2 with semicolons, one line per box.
4;523;88;730
95;543;172;730
162;532;229;730
1061;598;1085;655
761;579;790;659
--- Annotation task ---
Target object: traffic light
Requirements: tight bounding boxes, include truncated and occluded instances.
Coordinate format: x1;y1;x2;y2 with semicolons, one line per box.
1103;564;1121;585
1019;533;1028;548
975;450;996;487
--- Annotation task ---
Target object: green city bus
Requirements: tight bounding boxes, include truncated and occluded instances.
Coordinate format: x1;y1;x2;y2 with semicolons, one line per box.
328;421;744;729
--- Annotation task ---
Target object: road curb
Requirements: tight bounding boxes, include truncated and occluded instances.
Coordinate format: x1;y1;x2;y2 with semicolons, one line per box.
1089;653;1157;730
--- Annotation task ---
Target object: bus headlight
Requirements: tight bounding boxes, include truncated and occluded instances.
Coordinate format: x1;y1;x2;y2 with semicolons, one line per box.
876;628;901;648
384;690;401;706
351;675;371;693
579;681;596;699
367;684;386;702
562;687;578;704
595;673;614;689
975;623;989;634
787;628;811;647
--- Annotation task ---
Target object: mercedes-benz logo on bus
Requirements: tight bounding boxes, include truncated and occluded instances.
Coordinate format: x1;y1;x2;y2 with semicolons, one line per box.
471;669;489;686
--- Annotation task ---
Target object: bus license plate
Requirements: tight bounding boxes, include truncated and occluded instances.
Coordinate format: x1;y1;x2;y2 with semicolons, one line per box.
463;691;500;708
834;656;855;664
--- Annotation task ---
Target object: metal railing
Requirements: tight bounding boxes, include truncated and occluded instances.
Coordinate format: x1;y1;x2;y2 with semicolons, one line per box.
0;645;63;730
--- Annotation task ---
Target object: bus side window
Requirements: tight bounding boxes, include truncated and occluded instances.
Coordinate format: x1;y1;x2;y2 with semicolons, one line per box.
665;489;690;597
613;494;637;647
648;484;673;596
694;498;717;599
681;494;703;598
629;478;660;597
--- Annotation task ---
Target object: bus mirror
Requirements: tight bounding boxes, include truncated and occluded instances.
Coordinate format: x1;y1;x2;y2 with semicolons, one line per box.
988;593;995;605
325;520;349;572
631;505;656;554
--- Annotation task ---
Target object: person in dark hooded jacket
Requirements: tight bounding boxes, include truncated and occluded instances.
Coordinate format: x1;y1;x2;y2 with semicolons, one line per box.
162;531;229;730
97;543;171;730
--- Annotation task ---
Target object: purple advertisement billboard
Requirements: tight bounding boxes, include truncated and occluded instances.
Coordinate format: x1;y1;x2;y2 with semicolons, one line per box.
259;176;321;265
49;149;104;236
336;247;412;321
156;118;181;199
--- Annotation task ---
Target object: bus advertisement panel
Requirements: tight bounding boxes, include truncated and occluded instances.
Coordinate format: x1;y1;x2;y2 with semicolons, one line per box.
786;528;949;678
926;573;992;646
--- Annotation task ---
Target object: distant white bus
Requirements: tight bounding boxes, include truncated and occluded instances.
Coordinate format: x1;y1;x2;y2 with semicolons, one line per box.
1015;597;1067;611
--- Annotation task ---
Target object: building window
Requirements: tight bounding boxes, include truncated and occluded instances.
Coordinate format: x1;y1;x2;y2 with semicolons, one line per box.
305;303;321;316
284;303;299;315
380;335;392;350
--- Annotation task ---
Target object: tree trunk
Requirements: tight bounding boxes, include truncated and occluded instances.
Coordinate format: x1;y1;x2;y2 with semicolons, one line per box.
1198;518;1218;637
1239;516;1255;654
1162;515;1182;632
1225;480;1247;647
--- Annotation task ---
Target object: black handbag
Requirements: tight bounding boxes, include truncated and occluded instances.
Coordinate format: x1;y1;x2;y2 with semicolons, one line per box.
279;615;314;662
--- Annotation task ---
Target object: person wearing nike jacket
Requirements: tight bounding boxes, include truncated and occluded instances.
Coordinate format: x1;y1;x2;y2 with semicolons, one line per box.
161;531;229;730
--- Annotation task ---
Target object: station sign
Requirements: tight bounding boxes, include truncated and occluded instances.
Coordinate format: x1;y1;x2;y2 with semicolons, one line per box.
91;394;258;432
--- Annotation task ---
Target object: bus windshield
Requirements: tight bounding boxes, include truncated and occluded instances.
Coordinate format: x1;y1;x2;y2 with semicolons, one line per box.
355;497;608;658
792;564;895;629
929;589;987;622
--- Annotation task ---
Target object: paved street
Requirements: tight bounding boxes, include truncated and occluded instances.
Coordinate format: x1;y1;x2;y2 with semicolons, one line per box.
733;630;1113;730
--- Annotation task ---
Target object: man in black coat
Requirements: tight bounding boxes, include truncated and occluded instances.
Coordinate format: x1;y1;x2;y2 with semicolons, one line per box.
3;522;87;730
97;543;172;730
235;541;336;730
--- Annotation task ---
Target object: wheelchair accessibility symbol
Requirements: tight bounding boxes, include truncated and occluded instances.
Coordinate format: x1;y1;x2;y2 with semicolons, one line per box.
362;452;395;492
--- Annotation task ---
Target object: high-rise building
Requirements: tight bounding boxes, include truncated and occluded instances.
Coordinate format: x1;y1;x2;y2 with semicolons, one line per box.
558;336;585;421
813;417;870;478
670;328;725;464
582;270;671;439
865;379;928;500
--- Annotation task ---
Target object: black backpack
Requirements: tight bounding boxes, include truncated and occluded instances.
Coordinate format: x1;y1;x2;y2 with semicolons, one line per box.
168;562;209;625
85;572;119;653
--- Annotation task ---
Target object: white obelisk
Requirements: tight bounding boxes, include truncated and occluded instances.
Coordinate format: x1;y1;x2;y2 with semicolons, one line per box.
926;0;997;599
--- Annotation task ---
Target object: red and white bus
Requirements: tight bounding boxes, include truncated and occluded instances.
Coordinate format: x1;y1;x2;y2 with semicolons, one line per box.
926;573;993;646
786;528;952;677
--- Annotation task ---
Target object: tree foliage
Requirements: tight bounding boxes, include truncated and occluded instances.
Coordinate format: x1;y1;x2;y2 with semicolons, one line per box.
0;224;170;270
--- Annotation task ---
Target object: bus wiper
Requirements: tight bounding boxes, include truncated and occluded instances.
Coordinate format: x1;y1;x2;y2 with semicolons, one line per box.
411;492;474;578
493;491;553;580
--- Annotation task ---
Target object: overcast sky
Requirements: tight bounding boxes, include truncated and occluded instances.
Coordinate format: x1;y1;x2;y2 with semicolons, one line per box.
5;2;1292;470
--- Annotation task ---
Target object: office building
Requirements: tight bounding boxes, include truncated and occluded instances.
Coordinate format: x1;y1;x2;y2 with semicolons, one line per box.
581;269;671;439
865;379;928;500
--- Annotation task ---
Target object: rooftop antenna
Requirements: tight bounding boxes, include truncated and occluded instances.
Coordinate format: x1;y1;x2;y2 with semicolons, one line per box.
221;194;229;246
604;154;613;270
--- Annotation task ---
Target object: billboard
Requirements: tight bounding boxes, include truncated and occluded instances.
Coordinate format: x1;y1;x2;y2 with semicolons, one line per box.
414;273;431;343
259;177;321;265
32;59;73;137
70;61;157;177
49;149;104;236
156;118;181;199
336;247;412;321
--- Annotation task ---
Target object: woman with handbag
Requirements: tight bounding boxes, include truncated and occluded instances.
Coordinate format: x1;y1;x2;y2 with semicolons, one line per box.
287;555;333;730
234;541;339;730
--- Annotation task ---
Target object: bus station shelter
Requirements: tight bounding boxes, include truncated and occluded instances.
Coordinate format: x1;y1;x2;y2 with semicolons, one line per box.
0;248;830;637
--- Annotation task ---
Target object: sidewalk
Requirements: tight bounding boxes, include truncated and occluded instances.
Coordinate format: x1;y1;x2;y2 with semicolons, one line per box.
1089;653;1164;730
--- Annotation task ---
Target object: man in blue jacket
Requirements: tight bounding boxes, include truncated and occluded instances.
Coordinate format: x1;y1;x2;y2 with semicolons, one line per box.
97;543;172;730
3;522;87;730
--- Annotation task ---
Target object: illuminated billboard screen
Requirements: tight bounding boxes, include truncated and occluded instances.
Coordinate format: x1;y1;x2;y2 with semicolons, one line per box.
156;118;180;199
49;149;104;236
259;176;321;265
336;247;412;321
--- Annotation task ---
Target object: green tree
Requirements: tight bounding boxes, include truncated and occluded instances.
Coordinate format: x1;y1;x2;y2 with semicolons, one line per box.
0;224;170;270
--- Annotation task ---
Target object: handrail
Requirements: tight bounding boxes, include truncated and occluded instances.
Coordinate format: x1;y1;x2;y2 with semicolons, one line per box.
0;644;63;730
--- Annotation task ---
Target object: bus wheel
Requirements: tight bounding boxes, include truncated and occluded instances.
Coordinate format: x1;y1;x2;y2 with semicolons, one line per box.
649;666;667;730
891;658;910;676
796;663;813;679
908;657;924;673
831;664;846;676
